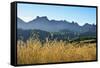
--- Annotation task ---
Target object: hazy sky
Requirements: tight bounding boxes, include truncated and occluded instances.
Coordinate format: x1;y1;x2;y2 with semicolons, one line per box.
17;3;96;26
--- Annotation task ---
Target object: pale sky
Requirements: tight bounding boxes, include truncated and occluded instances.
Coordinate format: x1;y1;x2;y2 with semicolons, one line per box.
17;3;96;26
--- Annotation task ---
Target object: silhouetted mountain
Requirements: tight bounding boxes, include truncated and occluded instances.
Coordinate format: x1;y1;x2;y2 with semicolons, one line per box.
17;16;96;33
17;16;96;41
18;16;75;32
17;18;29;29
81;23;96;33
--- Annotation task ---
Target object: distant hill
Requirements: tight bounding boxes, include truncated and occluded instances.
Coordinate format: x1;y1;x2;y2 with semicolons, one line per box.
17;16;96;33
17;16;96;41
17;29;96;42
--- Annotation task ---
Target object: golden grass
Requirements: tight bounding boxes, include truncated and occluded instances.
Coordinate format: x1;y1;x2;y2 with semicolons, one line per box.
17;39;96;64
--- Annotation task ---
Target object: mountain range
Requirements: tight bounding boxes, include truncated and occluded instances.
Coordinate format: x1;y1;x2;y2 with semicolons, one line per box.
17;16;96;41
17;16;96;33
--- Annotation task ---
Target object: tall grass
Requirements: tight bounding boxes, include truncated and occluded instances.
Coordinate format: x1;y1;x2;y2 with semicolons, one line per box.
17;38;96;64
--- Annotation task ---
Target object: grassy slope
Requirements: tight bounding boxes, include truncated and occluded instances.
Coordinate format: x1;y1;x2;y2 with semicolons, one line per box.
17;39;96;64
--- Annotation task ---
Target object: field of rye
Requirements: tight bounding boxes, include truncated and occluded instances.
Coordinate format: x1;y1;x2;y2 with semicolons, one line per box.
17;38;96;64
